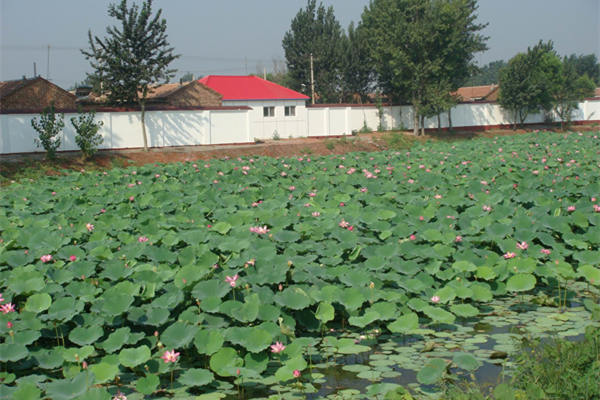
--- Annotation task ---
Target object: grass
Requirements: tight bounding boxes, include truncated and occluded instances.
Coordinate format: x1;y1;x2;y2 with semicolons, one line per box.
0;155;129;186
440;326;600;400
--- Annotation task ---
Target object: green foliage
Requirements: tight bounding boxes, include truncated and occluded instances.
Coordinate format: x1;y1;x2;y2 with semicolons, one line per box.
361;0;487;135
498;41;561;128
552;56;595;129
466;60;507;86
31;105;64;160
566;53;600;85
82;0;179;151
340;21;373;103
282;0;344;103
2;131;600;397
71;110;104;160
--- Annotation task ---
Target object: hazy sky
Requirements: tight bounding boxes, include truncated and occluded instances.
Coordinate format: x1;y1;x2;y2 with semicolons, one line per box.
1;0;598;89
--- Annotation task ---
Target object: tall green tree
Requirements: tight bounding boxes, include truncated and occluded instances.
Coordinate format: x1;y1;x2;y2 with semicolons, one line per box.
340;22;373;103
466;60;506;86
553;56;595;129
282;0;344;103
361;0;487;135
566;53;600;85
81;0;179;151
498;41;561;129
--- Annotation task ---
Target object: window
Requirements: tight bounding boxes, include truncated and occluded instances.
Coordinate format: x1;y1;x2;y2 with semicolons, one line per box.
285;106;296;117
263;106;275;117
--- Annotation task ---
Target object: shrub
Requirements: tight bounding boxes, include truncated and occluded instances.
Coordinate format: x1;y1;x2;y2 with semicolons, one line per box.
31;105;64;159
272;130;280;140
71;110;104;160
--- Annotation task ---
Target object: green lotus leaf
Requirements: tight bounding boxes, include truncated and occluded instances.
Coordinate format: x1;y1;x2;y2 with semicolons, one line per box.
230;293;260;322
194;329;225;355
475;266;497;280
273;230;301;243
0;344;29;362
452;352;481;371
315;301;335;323
161;322;198;349
423;306;456;324
339;287;366;311
118;345;151;368
89;362;119;384
69;326;104;346
62;345;94;363
191;279;231;300
434;286;456;304
102;293;134;316
99;327;130;353
33;348;64;369
274;287;312;310
135;374;159;395
336;338;371;354
450;304;479;318
44;371;92;400
416;358;447;385
8;267;45;294
212;222;232;235
387;312;419;333
578;265;600;285
506;273;536;292
178;368;214;387
209;347;243;377
349;310;380;328
13;382;41;400
452;260;477;273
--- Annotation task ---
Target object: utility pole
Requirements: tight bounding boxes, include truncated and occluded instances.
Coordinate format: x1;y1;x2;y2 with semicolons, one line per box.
263;67;266;80
46;45;50;80
33;62;37;77
310;53;315;105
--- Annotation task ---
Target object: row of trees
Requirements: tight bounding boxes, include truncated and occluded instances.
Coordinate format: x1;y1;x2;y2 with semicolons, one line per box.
283;0;488;135
283;1;598;133
498;41;596;129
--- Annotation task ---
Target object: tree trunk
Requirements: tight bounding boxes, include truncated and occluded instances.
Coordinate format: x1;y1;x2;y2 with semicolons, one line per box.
140;101;148;152
420;115;425;136
413;105;419;136
447;109;453;131
437;113;441;132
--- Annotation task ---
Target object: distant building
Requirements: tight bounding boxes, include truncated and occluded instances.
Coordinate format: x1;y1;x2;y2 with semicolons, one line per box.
199;75;310;139
77;80;223;108
453;85;499;103
0;77;76;113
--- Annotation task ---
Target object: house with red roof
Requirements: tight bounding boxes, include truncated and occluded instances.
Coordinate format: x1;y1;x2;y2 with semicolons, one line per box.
199;75;309;140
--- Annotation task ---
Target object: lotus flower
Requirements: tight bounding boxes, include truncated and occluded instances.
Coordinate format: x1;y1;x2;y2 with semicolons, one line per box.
250;226;269;234
161;350;180;363
431;296;440;303
516;241;528;250
86;223;94;232
40;254;52;263
225;274;239;287
270;341;286;353
503;252;516;259
0;303;15;314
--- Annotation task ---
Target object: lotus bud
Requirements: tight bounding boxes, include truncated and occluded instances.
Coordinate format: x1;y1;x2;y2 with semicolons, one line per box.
369;282;375;289
287;260;293;267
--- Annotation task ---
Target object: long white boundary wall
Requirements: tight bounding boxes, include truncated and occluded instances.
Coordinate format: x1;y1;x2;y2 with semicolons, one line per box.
1;99;599;155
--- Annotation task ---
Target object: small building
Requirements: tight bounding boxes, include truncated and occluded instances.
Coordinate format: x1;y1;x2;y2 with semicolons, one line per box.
77;80;223;109
453;84;499;103
199;75;310;140
0;76;76;113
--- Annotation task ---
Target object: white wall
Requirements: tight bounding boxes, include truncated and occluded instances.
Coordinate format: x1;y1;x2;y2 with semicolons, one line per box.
1;99;599;155
0;108;249;155
223;100;307;140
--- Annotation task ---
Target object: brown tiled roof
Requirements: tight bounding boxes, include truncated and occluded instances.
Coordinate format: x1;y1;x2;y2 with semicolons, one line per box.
0;77;39;99
453;85;499;102
80;80;222;104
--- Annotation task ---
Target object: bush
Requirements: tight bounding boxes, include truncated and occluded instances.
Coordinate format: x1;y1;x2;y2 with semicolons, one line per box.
31;105;64;159
71;110;104;160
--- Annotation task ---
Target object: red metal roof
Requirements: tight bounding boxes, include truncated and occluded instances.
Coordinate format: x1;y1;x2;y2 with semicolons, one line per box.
199;75;309;101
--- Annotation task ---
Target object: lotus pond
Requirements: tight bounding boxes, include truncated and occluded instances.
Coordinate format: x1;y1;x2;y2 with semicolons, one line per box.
1;130;599;400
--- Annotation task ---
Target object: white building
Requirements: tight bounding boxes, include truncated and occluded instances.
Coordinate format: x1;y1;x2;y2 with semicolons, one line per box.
199;75;310;140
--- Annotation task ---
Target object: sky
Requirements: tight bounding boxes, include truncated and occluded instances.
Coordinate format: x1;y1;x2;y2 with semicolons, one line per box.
1;0;598;89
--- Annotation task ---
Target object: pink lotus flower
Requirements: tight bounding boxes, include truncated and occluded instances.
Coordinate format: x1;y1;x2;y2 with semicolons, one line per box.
308;192;317;197
482;205;492;212
360;187;368;193
40;254;52;263
7;321;12;329
0;303;15;314
594;204;600;213
0;293;3;303
270;341;286;353
567;206;576;212
312;211;320;217
288;186;296;191
249;226;269;234
407;179;415;184
100;208;106;213
129;196;135;202
455;235;463;243
516;241;528;250
339;202;345;207
86;223;94;232
293;369;301;378
431;296;440;303
540;249;551;255
161;350;180;363
69;255;77;262
409;234;416;241
339;220;350;228
225;274;239;287
112;393;127;400
503;252;516;259
138;236;149;243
